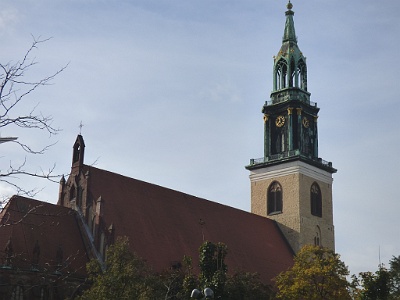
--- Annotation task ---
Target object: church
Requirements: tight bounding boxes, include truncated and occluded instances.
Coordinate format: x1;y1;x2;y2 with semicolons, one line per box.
0;2;336;299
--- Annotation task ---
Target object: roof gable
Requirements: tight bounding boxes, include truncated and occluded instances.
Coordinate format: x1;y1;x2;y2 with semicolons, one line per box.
0;196;90;277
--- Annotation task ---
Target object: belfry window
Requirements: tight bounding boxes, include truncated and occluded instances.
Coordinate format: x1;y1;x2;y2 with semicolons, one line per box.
268;181;283;215
275;59;288;90
297;59;307;91
289;58;295;87
311;182;322;217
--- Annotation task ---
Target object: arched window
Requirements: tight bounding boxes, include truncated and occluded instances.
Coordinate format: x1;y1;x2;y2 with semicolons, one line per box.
268;181;283;215
314;226;321;246
297;59;307;91
311;182;322;217
289;58;296;88
69;185;76;200
275;59;288;90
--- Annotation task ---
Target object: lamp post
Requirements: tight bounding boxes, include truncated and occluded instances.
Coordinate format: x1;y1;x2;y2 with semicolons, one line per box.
191;287;214;299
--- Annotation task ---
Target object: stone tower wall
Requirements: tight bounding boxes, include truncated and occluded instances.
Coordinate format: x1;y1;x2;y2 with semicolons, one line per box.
249;160;334;253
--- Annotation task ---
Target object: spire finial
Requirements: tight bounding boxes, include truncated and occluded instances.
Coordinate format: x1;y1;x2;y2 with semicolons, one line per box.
79;121;84;135
287;1;293;10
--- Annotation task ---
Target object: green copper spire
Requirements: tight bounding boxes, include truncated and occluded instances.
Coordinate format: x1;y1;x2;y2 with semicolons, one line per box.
246;1;336;177
283;1;297;43
270;1;309;103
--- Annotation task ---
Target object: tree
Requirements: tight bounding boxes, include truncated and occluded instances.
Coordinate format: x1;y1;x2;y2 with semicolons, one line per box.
275;245;351;300
351;255;400;300
224;271;272;300
79;239;275;299
0;36;66;200
352;265;391;300
198;241;228;299
389;255;400;298
77;237;162;300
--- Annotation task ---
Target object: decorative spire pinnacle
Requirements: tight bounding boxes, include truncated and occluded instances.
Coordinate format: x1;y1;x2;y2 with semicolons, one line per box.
283;0;296;43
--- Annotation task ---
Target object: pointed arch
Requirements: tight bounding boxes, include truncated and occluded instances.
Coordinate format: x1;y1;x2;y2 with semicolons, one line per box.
275;59;288;90
310;182;322;217
267;181;283;215
314;225;321;246
289;57;296;88
69;185;76;201
297;59;307;91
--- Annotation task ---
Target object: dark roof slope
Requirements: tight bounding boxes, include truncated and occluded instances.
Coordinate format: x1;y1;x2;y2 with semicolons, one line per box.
0;196;90;278
84;165;293;284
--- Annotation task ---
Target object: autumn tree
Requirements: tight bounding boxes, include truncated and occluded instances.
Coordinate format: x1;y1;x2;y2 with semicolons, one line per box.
0;37;66;200
275;245;351;300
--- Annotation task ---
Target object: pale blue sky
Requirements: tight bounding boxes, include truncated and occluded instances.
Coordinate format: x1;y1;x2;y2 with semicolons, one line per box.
1;0;399;276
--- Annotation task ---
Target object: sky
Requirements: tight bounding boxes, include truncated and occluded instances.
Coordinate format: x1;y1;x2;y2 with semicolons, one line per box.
0;0;399;276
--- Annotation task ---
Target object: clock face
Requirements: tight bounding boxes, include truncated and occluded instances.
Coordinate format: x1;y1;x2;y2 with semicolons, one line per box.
275;115;285;127
302;117;310;128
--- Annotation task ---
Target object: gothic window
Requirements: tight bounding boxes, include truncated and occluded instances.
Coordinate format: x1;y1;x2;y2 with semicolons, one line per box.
289;58;295;87
268;181;283;215
297;59;307;91
275;59;288;90
311;182;322;217
73;144;80;163
70;185;76;200
314;226;321;246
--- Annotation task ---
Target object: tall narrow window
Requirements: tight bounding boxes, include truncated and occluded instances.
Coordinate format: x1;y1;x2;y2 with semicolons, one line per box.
298;60;307;91
268;181;283;215
311;182;322;217
275;59;288;90
70;185;76;200
314;226;321;246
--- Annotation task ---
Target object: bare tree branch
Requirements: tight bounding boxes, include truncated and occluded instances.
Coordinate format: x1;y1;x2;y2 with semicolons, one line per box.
0;36;67;199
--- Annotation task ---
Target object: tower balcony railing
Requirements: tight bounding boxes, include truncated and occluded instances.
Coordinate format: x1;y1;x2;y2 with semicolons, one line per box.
249;150;333;168
265;99;317;107
267;88;315;106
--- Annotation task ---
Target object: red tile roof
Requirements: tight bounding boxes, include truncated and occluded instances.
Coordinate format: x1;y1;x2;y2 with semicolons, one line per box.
0;196;89;278
82;165;294;284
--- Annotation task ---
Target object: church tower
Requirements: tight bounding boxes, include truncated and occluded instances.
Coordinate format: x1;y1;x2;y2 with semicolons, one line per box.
246;2;337;253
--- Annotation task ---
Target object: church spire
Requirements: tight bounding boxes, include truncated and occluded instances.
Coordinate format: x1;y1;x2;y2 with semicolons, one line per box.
283;1;296;43
271;1;309;103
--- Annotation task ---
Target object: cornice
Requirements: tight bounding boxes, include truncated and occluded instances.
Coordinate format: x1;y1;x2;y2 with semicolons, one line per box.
249;160;334;184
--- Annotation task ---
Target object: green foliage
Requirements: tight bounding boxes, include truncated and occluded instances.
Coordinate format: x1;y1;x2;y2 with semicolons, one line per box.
225;271;272;300
275;245;351;300
77;237;162;300
78;239;273;299
352;266;391;300
389;255;400;298
352;255;400;300
198;241;228;299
